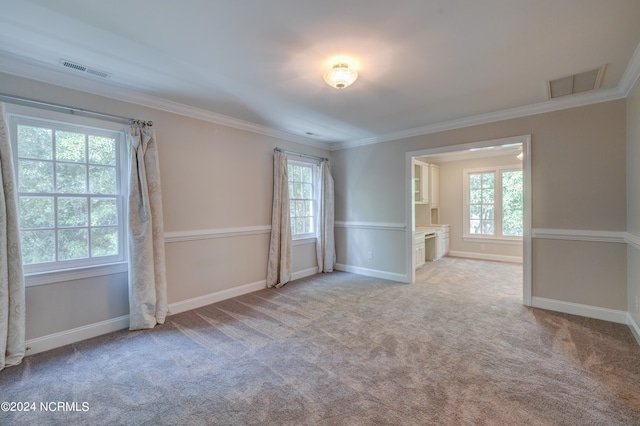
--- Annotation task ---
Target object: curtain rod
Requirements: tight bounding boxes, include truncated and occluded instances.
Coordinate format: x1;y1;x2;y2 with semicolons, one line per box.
274;147;328;162
0;93;153;127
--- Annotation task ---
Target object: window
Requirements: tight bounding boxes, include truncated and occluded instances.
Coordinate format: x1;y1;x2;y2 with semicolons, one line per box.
288;161;315;239
10;113;127;276
464;166;523;241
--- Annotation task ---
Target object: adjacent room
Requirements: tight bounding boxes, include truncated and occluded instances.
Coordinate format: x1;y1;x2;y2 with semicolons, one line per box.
1;1;640;424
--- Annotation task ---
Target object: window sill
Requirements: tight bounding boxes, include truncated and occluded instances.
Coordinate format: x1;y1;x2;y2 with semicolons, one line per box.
292;236;317;246
463;236;523;245
25;262;129;287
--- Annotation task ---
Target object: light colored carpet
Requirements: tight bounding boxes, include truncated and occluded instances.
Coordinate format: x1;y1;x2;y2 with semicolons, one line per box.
2;257;640;425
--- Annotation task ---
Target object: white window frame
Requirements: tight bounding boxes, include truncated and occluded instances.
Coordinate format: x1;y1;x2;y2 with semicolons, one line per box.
463;165;523;244
287;157;318;242
7;104;129;287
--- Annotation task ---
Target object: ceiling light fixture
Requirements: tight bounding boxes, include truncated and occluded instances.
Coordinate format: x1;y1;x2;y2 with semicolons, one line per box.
323;62;358;89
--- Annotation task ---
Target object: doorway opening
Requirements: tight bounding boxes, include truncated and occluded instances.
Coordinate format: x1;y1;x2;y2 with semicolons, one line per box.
405;135;532;305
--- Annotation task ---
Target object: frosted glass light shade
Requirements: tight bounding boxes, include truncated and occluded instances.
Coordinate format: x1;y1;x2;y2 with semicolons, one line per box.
323;63;358;89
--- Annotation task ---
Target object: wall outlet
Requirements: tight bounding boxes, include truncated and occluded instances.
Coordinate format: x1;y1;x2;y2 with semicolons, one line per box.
367;251;373;260
480;244;486;251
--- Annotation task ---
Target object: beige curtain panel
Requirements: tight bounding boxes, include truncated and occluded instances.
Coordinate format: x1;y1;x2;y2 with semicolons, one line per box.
266;151;292;288
316;161;336;273
128;126;168;330
0;102;26;371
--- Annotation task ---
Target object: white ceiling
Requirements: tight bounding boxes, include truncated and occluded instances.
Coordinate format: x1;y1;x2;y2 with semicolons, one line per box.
2;1;640;150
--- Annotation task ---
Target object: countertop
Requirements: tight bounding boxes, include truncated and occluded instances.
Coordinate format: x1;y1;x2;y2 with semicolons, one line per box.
415;224;449;234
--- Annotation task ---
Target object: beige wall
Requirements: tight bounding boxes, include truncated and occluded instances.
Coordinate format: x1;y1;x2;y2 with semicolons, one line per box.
0;72;329;340
333;100;627;309
627;75;640;328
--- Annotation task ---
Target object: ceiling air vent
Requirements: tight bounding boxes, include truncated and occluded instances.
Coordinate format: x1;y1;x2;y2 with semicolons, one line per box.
59;59;111;79
548;65;605;99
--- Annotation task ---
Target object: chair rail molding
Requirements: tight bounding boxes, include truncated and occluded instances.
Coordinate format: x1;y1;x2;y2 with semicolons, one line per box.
531;228;627;243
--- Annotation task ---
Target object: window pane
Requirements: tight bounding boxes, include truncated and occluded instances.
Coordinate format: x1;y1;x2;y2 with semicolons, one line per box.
296;200;305;217
293;183;302;199
470;189;482;204
295;217;304;234
302;183;312;199
502;170;524;237
482;189;494;204
58;197;88;227
482;173;494;188
293;165;302;183
19;197;54;228
89;136;116;165
19;160;53;193
91;227;119;257
482;220;494;235
289;200;296;217
18;125;53;160
56;131;86;162
482;206;494;220
91;198;118;226
470;205;481;220
470;220;482;234
21;230;56;264
57;163;87;193
58;228;88;260
469;174;482;189
89;166;116;194
302;166;312;183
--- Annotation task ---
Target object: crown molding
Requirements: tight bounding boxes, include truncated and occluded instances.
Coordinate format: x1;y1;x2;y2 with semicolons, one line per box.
3;36;640;154
330;86;626;151
0;52;332;151
620;40;640;97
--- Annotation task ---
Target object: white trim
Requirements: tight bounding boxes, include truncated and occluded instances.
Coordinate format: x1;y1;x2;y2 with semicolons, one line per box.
291;267;319;281
627;313;640;346
334;221;407;231
0;52;331;151
25;315;130;356
164;225;271;243
335;263;408;283
168;280;267;315
167;267;318;316
406;134;532;305
3;40;640;152
620;39;640;97
25;262;128;287
292;237;317;246
532;228;627;243
447;251;522;264
531;297;627;324
332;87;624;150
626;232;640;251
462;237;522;245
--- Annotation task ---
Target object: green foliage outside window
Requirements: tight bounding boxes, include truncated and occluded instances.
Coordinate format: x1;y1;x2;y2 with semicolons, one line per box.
16;123;121;266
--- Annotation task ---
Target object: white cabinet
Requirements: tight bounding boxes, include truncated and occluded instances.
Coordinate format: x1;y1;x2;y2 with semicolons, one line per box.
413;160;429;204
414;233;426;269
442;224;450;255
429;164;440;208
433;225;450;261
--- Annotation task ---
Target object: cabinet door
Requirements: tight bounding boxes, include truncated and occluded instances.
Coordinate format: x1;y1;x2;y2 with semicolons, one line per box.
430;164;440;208
413;161;429;204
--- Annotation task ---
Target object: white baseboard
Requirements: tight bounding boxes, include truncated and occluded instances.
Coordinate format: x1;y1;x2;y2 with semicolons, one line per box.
23;269;319;357
627;313;640;346
168;279;267;315
291;267;319;281
448;250;522;264
531;297;627;324
335;263;408;283
25;315;130;356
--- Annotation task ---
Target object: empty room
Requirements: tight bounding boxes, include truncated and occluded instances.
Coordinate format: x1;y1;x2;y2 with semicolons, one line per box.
1;1;640;424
